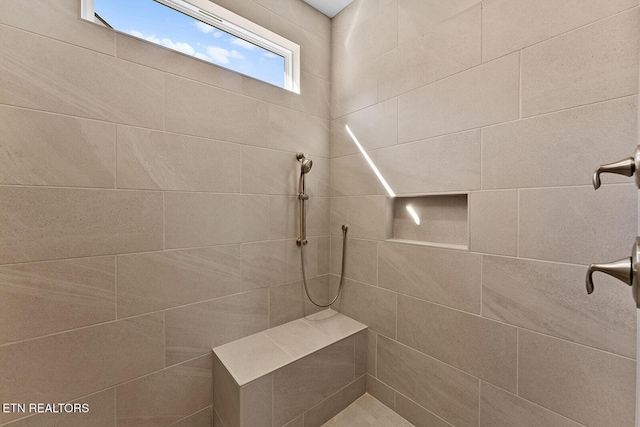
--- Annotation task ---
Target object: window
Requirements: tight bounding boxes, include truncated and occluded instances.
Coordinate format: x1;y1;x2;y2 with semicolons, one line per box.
81;0;300;92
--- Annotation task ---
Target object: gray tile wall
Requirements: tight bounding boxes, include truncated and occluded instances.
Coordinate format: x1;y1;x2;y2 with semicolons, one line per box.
329;1;639;426
0;0;330;425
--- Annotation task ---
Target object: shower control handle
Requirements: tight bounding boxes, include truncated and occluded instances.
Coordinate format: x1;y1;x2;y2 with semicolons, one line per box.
592;145;640;189
586;237;640;307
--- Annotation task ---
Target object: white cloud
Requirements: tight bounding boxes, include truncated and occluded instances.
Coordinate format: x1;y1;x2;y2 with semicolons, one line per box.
213;31;223;38
262;51;278;59
231;38;257;50
194;52;211;61
127;30;195;56
206;46;231;64
194;21;214;34
231;50;244;59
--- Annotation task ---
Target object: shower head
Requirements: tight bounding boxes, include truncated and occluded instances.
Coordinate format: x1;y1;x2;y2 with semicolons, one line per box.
301;159;313;174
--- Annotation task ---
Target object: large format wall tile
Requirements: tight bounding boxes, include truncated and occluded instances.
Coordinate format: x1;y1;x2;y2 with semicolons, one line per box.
117;246;244;318
398;53;519;142
521;9;640;117
378;242;481;314
268;276;328;327
397;0;481;45
482;0;637;61
170;407;213;427
273;337;355;426
116;355;212;427
0;187;163;264
0;313;164;425
0;25;164;129
330;98;398;158
268;104;330;158
379;5;481;100
480;382;582;427
377;130;481;194
165;75;270;146
394;394;451;427
0;0;116;55
329;153;379;196
164;289;268;365
397;295;517;391
117;126;241;192
519;185;637;265
241;146;298;195
0;257;115;345
469;190;517;256
482;97;638;189
164;193;269;248
330;62;377;119
519;330;636;427
330;196;387;240
483;255;635;358
331;237;377;285
255;0;330;42
377;336;479;427
0;106;115;188
269;196;329;239
304;376;366;427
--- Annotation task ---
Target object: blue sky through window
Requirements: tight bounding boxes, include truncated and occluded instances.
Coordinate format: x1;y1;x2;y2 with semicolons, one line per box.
95;0;285;87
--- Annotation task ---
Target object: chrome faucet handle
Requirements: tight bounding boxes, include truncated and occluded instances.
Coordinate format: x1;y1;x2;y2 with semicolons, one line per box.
586;238;640;307
592;146;640;189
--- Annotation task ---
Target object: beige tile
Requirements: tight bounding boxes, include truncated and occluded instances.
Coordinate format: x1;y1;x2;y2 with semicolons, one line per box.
330;98;398;158
366;375;395;410
331;0;379;35
213;408;225;427
397;0;481;45
377;336;479;427
0;25;163;129
0;0;115;55
269;196;330;239
165;75;270;146
208;0;271;29
322;393;413;427
484;0;639;61
331;62;377;119
354;330;367;377
264;319;334;359
521;9;640;117
378;130;481;194
268;277;329;327
483;255;636;358
241;374;272;427
241;146;298;195
469;191;517;256
215;332;291;386
0;257;115;345
165;290;268;366
116;355;212;427
270;13;330;81
117;246;244;318
393;194;469;246
331;277;396;338
213;353;241;427
519;185;637;265
0;187;163;264
273;337;355;426
398;295;517;391
305;376;366;427
379;5;481;100
3;388;116;427
480;381;581;427
283;415;304;427
330;153;380;196
378;242;481;314
483;97;638;189
519;330;635;427
394;394;451;427
331;237;377;285
302;309;367;341
366;330;376;376
0;313;164;425
164;193;269;249
398;53;519;142
0;106;115;188
169;407;213;427
306;156;331;197
330;196;387;241
268;104;330;157
116;126;241;192
255;0;330;42
332;1;397;81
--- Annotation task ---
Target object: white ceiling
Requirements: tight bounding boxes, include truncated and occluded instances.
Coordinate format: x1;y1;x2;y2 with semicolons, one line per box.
302;0;353;17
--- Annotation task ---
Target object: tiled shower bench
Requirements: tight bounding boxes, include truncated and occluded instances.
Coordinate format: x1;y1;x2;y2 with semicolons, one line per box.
212;309;368;427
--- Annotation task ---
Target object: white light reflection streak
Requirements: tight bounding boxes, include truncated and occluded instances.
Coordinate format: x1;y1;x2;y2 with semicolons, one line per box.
345;125;396;198
406;204;420;225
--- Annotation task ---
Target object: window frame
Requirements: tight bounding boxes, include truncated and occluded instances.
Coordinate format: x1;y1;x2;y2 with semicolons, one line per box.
81;0;301;93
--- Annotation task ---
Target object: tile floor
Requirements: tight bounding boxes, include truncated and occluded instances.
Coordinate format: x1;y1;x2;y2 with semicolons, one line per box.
321;393;414;426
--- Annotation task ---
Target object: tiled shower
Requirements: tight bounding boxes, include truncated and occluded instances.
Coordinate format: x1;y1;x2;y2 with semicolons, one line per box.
0;0;638;426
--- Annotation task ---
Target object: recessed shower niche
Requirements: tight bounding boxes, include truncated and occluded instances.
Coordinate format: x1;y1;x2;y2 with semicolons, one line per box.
390;194;469;249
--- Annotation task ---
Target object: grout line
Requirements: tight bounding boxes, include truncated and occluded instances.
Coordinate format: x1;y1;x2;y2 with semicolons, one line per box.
518;50;522;119
114;256;118;320
516;189;520;257
516;328;520;395
478;380;482;427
